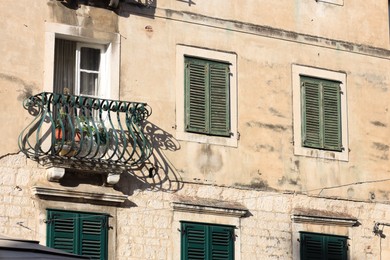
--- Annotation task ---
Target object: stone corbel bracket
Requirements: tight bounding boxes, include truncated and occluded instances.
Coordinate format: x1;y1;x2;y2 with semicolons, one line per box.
46;167;121;186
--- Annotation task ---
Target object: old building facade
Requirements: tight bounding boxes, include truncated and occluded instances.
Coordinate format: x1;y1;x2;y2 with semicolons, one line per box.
0;0;390;259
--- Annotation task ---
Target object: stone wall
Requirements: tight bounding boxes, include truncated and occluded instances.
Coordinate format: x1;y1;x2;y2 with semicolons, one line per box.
1;153;390;259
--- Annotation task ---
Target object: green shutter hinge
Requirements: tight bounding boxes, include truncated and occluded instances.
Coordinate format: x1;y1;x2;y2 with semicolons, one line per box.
230;230;236;241
177;228;186;235
43;218;53;224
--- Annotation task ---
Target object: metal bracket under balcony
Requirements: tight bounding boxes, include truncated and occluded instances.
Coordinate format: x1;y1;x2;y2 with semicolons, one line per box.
19;92;152;173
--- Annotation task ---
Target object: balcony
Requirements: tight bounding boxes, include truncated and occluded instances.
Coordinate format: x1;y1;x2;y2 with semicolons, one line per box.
19;92;152;182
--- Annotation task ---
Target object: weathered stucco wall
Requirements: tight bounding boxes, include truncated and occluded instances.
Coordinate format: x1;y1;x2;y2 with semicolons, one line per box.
1;0;389;201
119;1;390;202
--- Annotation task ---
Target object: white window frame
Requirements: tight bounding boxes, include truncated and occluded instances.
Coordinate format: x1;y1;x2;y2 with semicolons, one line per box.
44;22;120;100
75;43;106;98
292;64;348;161
176;45;238;147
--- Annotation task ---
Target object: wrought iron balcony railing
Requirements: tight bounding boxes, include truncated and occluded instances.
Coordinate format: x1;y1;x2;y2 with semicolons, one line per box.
19;92;152;169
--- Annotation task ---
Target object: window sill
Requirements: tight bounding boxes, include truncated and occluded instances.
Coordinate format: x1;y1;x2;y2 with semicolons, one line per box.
176;131;238;147
294;145;348;161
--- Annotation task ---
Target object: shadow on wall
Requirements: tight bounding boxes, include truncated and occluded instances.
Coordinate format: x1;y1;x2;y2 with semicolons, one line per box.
115;121;184;195
59;0;158;18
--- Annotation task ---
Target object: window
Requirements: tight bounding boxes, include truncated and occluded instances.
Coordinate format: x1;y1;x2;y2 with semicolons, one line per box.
185;57;230;137
46;209;108;260
176;45;238;147
54;39;105;97
181;222;235;260
44;23;120;100
292;65;348;161
301;76;341;151
300;232;348;260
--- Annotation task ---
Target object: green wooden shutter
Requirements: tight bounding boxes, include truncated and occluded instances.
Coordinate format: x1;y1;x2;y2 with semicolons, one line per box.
301;76;342;151
300;232;347;260
185;57;230;137
47;210;108;260
47;210;78;254
300;232;324;260
327;236;347;260
322;81;342;151
210;226;234;260
185;58;209;134
209;63;230;137
80;215;108;260
302;78;322;148
181;222;235;260
181;223;207;259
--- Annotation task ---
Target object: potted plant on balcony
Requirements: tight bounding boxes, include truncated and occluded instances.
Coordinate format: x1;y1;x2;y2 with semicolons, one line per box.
54;110;66;141
76;117;109;157
54;110;80;157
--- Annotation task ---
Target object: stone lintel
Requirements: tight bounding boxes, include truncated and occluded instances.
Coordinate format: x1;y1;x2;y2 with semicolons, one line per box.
172;196;248;217
291;208;358;227
31;186;127;203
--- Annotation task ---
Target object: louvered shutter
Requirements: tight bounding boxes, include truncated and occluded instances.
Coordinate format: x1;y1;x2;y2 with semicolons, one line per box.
185;57;230;137
300;233;324;260
185;58;209;134
300;232;347;260
181;223;207;259
47;210;108;260
301;76;342;151
302;78;322;148
181;222;235;260
327;236;347;260
210;226;234;260
80;215;108;260
322;81;342;151
47;210;78;254
209;63;230;137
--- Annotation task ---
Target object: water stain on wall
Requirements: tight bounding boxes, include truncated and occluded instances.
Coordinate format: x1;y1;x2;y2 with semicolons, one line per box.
197;144;223;174
0;73;35;101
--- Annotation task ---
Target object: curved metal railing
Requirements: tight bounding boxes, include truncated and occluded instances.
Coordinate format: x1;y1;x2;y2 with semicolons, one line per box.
18;92;152;167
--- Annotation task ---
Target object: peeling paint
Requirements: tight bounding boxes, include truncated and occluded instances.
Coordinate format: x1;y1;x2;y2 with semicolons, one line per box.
372;142;389;160
162;9;390;59
373;142;389;151
255;144;275;152
371;121;387;127
235;178;274;190
246;121;288;132
269;108;285;118
278;176;299;186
